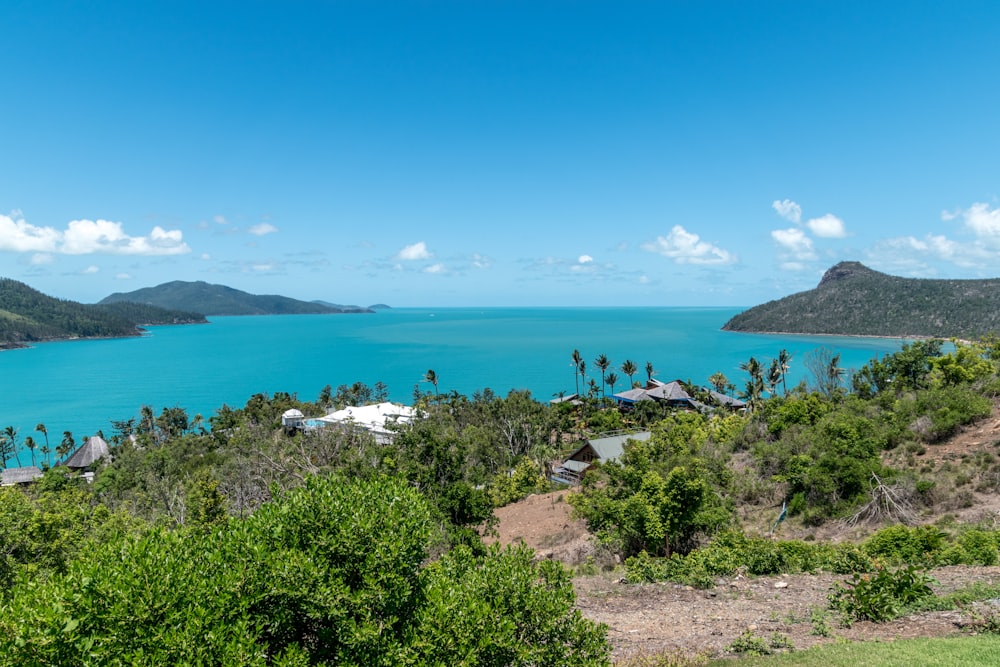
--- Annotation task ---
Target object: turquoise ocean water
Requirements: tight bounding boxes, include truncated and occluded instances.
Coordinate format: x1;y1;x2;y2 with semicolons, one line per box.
1;307;907;462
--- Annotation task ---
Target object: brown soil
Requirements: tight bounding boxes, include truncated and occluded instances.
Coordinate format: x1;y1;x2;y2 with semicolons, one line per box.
490;409;1000;662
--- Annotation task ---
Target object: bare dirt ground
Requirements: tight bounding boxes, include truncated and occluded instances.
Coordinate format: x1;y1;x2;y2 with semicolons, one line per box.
490;410;1000;661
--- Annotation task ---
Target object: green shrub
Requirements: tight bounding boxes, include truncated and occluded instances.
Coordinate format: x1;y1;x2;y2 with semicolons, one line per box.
828;565;935;623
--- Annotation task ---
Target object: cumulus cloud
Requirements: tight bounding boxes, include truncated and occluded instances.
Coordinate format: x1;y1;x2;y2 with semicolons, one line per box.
578;254;594;264
0;213;62;252
116;273;132;280
772;199;802;223
955;202;1000;239
82;265;99;274
641;225;735;265
806;213;847;238
396;241;432;261
423;263;446;274
771;227;816;262
0;213;191;256
248;223;278;236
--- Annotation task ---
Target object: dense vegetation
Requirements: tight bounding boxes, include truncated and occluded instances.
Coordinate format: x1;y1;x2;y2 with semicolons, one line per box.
0;278;205;347
723;261;1000;338
5;338;1000;662
100;280;374;315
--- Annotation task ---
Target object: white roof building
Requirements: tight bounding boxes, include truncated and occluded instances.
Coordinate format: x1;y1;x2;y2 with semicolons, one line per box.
316;402;418;443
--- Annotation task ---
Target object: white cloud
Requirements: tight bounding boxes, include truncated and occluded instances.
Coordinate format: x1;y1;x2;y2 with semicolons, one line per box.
251;263;275;272
771;227;816;261
423;263;446;274
0;213;61;252
641;225;735;265
772;199;802;223
30;253;54;265
638;275;650;284
214;215;228;225
578;254;594;264
806;213;847;238
957;202;1000;238
396;241;432;260
115;272;132;280
82;265;99;274
62;219;190;255
248;223;278;236
200;253;211;260
471;253;492;269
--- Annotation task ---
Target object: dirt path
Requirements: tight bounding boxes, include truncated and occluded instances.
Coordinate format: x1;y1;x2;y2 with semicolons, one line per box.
489;489;1000;660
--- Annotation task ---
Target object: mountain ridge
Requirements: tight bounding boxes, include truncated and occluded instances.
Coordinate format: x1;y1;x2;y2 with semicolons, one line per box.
722;261;1000;338
100;281;374;316
0;278;206;348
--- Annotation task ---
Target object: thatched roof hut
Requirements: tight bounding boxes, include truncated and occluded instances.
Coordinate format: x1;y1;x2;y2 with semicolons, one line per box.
1;466;44;486
63;435;110;470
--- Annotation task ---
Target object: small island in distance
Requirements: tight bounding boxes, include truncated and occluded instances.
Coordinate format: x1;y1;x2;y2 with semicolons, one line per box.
101;281;375;316
0;278;384;349
724;261;1000;339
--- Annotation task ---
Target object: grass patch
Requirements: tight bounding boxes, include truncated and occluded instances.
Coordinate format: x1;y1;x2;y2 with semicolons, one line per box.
706;636;1000;666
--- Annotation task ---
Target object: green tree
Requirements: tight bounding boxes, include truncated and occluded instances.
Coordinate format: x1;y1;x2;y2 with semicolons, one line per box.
621;359;638;387
2;427;22;468
594;354;611;398
708;371;729;394
35;423;50;468
423;368;439;396
645;361;656;383
605;371;619;397
571;349;583;395
57;431;75;462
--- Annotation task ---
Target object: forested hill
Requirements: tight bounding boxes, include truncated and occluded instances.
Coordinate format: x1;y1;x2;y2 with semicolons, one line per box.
0;278;205;347
723;261;1000;338
100;281;374;315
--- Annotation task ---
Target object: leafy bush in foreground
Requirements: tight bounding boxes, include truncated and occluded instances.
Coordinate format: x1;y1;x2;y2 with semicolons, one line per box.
0;475;609;666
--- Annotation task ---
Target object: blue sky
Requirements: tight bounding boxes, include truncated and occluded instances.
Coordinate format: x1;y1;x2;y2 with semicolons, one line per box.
2;1;999;307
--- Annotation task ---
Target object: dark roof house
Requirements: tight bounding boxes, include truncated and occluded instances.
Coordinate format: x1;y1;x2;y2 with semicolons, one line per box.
552;431;652;484
1;465;44;486
63;435;110;470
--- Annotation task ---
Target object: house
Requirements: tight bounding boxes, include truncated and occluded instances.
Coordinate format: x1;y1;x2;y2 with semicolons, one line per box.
1;466;44;487
63;435;110;471
612;379;745;412
551;430;652;484
612;379;698;409
281;408;305;431
314;402;419;444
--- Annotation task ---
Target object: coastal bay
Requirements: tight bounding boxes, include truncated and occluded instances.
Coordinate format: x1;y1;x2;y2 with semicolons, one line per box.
1;307;906;458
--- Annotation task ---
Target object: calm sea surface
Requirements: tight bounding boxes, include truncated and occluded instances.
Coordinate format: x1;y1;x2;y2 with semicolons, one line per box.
1;307;907;459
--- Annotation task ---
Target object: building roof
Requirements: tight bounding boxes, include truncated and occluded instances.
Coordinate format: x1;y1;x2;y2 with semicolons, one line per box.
708;390;746;409
612;387;654;404
1;466;44;486
645;381;691;402
318;402;418;435
63;435;110;470
282;408;305;419
567;430;653;464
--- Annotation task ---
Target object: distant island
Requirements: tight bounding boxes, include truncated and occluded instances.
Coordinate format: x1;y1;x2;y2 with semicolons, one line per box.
723;261;1000;339
101;281;375;316
0;278;206;349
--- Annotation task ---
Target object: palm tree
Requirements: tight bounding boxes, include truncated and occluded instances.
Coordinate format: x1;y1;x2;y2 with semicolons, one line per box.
605;372;619;397
571;349;582;395
35;423;51;467
621;359;638;387
24;435;37;467
777;349;792;395
708;371;729;394
740;356;765;410
3;426;22;467
578;359;587;393
594;354;610;398
645;361;656;384
58;431;75;462
423;369;439;395
766;358;782;396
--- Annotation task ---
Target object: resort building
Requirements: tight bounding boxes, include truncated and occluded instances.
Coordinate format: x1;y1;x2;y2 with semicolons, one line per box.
312;402;420;444
551;430;652;485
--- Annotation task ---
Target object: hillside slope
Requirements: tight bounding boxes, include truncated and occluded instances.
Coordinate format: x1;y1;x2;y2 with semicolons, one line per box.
723;261;1000;338
0;278;203;347
100;281;373;316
